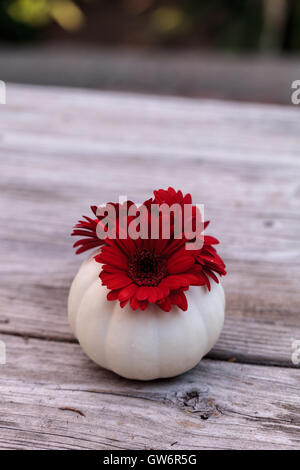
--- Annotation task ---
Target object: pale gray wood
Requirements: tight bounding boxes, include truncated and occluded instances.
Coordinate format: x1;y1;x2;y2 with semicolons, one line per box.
0;84;299;365
0;333;299;450
0;47;299;105
0;84;299;449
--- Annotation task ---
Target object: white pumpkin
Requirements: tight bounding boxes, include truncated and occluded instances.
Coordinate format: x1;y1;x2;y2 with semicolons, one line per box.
68;249;225;381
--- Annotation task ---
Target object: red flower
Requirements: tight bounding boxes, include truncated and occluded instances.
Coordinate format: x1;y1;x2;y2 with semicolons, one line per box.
71;187;226;311
152;187;226;290
71;210;103;255
71;201;134;254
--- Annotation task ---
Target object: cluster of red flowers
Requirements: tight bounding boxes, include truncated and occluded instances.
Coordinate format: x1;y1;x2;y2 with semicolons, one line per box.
72;187;226;312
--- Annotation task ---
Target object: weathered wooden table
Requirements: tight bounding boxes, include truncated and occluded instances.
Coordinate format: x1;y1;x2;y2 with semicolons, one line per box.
0;84;299;450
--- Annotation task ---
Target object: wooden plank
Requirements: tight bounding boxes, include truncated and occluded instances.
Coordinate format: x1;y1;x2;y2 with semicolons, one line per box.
0;84;300;450
0;84;299;366
2;84;300;165
0;47;299;105
0;333;299;450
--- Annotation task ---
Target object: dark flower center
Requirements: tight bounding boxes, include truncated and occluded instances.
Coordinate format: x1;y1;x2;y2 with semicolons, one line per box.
127;248;168;286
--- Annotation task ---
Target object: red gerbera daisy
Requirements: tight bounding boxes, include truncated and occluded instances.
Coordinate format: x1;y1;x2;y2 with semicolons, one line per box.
71;187;226;311
152;187;226;290
71;200;134;254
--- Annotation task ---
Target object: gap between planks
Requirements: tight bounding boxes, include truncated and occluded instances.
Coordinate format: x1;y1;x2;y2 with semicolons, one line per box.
0;327;296;370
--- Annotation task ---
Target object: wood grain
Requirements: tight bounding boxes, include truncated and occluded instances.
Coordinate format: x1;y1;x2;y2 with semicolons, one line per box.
1;84;299;365
0;83;299;449
0;333;299;450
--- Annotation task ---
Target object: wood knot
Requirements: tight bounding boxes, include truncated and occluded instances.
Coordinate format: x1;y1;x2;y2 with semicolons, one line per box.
169;388;219;420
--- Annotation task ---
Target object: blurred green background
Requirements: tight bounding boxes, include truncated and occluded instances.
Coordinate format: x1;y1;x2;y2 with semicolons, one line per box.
0;0;299;53
1;0;299;105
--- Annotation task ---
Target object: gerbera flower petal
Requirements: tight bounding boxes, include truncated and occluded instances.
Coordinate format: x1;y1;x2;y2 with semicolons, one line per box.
118;283;138;302
73;239;103;255
160;275;190;290
205;270;220;283
171;290;188;311
107;290;120;301
136;286;151;301
96;247;128;271
204;235;219;245
168;253;194;274
130;296;141;310
157;297;172;312
72;187;226;311
100;272;133;290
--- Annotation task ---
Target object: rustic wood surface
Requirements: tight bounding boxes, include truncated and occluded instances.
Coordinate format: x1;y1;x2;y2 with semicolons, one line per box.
0;83;299;450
